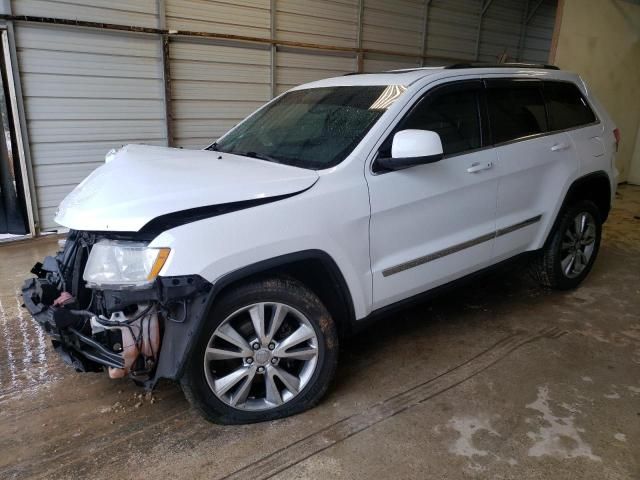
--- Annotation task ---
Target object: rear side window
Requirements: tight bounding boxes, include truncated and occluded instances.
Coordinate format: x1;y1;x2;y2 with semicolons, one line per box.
487;84;547;144
401;89;481;155
544;81;596;130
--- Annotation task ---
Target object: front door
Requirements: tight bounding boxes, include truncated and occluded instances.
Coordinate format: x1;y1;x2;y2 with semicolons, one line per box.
367;81;499;310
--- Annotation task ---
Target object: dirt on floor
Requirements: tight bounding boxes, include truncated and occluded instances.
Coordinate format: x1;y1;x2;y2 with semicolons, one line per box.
0;185;639;480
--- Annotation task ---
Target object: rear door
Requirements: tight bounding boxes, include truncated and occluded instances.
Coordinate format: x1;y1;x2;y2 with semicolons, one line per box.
543;81;604;176
486;79;578;261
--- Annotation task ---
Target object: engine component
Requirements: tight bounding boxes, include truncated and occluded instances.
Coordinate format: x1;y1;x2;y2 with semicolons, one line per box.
90;304;161;379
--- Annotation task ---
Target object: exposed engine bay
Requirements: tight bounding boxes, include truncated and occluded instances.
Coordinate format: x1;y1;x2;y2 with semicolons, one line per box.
22;230;211;386
89;304;160;379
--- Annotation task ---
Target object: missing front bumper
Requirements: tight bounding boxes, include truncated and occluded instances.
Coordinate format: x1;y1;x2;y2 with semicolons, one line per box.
22;264;213;386
22;277;125;372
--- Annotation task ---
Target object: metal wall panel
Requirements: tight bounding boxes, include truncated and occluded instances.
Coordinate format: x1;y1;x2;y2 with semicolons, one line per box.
276;0;358;48
362;0;424;54
12;0;159;28
170;41;271;148
426;0;478;61
166;0;271;38
15;25;166;231
521;0;557;63
478;0;527;62
363;54;420;73
276;50;354;94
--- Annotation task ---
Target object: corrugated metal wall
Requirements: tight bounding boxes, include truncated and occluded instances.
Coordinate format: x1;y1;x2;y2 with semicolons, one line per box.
426;0;478;61
521;0;557;63
165;0;271;38
13;0;160;27
170;41;271;149
5;0;557;232
13;25;166;230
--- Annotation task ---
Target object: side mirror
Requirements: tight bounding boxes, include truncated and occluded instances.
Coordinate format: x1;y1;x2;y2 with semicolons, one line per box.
377;129;444;170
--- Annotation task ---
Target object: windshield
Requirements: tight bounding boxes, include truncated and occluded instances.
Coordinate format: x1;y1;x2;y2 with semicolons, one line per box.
211;85;406;170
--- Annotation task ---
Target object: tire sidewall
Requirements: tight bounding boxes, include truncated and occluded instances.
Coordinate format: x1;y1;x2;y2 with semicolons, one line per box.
549;201;602;289
182;277;338;424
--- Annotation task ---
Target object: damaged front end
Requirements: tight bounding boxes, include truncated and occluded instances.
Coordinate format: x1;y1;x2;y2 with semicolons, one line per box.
22;230;212;388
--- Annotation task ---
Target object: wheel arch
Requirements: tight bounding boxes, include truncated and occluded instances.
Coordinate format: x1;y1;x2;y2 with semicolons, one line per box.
545;170;611;246
210;250;356;337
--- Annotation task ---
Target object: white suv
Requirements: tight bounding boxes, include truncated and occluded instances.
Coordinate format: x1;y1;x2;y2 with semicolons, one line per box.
22;63;618;424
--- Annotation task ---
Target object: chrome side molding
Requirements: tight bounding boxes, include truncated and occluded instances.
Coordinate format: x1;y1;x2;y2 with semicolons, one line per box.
382;215;542;277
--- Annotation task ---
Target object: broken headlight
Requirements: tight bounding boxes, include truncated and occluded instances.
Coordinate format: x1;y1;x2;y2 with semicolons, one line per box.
83;239;170;288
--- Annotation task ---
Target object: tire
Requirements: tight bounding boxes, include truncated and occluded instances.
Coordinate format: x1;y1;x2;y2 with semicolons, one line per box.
530;200;602;290
181;276;339;424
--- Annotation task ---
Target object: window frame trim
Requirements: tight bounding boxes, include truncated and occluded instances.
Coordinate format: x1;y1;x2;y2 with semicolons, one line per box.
541;79;599;133
368;76;602;175
485;78;601;148
484;78;550;146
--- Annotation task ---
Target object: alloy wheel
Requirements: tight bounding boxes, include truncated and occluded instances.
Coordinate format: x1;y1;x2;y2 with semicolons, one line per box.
203;302;319;411
560;211;597;278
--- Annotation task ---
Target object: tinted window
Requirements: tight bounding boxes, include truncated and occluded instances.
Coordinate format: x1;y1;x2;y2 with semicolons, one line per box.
401;89;481;155
487;84;547;144
544;81;596;130
213;85;406;170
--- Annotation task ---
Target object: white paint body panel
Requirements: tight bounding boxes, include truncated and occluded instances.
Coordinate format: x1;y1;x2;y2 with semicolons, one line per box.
55;144;319;232
368;147;499;309
54;67;617;320
491;131;577;261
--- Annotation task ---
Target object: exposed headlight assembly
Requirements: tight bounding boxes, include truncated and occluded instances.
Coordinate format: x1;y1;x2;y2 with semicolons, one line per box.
83;240;170;288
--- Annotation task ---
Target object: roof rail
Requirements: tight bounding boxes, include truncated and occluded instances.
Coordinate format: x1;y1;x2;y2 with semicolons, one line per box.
446;62;559;70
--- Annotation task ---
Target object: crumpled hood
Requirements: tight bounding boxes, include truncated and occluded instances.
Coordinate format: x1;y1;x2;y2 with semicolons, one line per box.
55;144;319;232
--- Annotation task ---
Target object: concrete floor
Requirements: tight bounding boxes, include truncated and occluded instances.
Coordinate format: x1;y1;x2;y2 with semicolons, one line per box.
1;185;639;480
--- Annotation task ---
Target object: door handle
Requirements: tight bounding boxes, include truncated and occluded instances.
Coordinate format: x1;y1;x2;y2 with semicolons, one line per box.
550;142;570;152
467;161;493;173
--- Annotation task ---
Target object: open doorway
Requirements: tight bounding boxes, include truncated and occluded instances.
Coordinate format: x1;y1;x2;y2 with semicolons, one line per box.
0;27;31;240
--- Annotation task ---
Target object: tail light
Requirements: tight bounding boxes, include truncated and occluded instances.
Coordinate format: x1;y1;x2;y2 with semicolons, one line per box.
613;128;620;151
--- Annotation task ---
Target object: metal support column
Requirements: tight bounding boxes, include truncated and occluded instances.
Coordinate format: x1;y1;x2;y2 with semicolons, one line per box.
3;18;38;235
517;0;530;61
420;0;432;66
474;0;494;61
270;0;277;98
518;0;544;60
157;0;173;147
355;0;364;72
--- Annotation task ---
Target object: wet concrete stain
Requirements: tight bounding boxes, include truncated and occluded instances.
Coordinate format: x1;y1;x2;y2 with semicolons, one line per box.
0;291;59;404
525;385;600;462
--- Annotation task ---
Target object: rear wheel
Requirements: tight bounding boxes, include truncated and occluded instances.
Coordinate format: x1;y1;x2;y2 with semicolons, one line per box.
181;276;338;424
530;200;602;289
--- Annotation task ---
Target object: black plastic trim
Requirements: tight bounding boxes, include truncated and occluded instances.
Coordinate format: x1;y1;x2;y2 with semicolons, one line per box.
376;153;443;170
137;190;306;237
173;249;356;379
544;171;612;246
446;62;559;70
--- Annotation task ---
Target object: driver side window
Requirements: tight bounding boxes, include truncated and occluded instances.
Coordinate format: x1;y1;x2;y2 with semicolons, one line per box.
401;88;482;156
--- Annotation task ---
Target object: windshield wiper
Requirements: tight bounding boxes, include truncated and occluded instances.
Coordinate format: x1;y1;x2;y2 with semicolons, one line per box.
206;142;219;151
216;149;313;169
244;151;285;164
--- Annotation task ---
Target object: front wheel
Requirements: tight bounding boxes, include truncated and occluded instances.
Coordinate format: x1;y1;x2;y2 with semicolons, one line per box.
530;200;602;290
181;276;339;424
